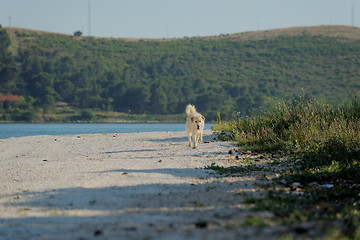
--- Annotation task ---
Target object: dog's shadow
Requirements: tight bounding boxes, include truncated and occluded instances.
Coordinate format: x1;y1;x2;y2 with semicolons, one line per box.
150;134;217;143
105;149;160;154
150;136;188;143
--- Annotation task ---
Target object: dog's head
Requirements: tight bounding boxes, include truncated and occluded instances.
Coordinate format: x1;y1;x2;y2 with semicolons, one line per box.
191;115;205;130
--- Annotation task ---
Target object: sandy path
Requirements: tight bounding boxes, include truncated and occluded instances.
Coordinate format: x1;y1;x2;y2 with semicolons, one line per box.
0;130;279;240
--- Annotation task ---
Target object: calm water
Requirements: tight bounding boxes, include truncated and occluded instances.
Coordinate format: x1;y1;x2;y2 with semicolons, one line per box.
0;123;213;139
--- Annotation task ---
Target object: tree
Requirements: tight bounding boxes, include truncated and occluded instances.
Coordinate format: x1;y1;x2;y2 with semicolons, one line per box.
0;64;18;92
0;26;19;92
0;26;10;58
73;31;83;37
120;87;151;113
41;86;56;113
29;72;54;98
150;84;168;114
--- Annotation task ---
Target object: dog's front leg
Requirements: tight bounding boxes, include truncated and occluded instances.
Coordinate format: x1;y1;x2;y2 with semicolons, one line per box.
193;135;199;148
188;134;192;147
199;132;203;144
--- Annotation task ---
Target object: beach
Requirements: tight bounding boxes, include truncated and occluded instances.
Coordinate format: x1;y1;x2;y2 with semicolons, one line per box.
0;130;278;239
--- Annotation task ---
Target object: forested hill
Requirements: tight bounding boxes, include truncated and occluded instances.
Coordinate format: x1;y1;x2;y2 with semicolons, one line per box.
1;25;360;120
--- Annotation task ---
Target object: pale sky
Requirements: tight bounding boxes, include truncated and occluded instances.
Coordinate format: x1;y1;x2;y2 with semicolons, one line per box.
0;0;359;38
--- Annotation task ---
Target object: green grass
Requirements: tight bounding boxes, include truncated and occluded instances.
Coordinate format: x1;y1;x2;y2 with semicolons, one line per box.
213;93;360;163
212;93;360;239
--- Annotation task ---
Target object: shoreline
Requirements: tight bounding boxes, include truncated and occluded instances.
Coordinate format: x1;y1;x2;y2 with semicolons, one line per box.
0;119;187;123
0;123;214;140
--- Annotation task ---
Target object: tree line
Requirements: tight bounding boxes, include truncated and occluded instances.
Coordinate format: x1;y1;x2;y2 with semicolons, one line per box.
1;25;360;120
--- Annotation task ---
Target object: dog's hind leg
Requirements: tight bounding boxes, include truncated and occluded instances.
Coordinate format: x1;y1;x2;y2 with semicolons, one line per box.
188;133;192;147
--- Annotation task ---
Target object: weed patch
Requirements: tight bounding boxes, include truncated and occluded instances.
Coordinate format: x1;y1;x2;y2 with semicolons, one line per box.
205;162;264;175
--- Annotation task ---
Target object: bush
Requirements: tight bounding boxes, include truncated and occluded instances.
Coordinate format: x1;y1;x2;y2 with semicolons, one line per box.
80;109;94;121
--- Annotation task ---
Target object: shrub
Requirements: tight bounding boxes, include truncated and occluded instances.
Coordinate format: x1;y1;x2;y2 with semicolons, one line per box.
80;109;94;121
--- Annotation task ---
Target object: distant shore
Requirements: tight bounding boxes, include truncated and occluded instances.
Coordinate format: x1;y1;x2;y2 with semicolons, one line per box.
0;110;187;124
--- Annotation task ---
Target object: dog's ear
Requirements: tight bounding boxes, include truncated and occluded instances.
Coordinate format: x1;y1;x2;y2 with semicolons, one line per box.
201;115;205;121
191;117;194;122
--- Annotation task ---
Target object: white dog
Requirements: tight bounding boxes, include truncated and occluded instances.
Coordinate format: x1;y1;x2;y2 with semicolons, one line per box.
185;104;205;148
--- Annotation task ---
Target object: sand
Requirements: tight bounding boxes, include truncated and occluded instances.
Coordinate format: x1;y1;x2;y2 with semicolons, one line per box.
0;130;282;240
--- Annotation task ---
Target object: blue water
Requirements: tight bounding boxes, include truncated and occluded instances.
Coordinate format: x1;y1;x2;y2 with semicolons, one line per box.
0;123;213;139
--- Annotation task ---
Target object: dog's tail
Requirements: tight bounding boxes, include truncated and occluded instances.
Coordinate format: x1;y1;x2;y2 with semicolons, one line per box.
185;104;196;115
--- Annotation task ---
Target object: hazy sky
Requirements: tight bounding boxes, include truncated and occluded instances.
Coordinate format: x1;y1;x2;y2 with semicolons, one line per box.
0;0;358;38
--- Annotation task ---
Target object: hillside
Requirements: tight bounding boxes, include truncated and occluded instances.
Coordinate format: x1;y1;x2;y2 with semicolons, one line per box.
1;25;360;121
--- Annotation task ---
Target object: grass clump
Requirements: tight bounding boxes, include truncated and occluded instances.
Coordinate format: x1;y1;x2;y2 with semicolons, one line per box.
205;162;264;175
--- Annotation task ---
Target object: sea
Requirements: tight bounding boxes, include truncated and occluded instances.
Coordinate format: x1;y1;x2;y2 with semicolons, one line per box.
0;123;214;139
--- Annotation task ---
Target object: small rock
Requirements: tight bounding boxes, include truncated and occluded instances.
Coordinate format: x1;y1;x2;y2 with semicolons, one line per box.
194;220;208;229
93;230;102;236
309;182;319;187
125;226;137;231
291;182;302;191
295;159;302;164
294;226;308;234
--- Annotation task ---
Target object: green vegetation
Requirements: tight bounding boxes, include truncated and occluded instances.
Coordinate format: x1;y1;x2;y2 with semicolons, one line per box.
213;93;360;160
212;94;360;239
1;25;360;122
205;162;264;174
